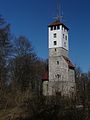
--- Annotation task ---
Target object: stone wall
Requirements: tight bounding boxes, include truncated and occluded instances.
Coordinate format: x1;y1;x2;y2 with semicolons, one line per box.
49;47;68;58
43;47;76;96
48;53;69;95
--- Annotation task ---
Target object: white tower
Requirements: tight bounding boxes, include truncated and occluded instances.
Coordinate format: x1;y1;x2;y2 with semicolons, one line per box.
48;20;69;57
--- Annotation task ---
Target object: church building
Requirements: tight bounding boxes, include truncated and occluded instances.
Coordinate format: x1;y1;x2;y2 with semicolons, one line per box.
42;2;76;97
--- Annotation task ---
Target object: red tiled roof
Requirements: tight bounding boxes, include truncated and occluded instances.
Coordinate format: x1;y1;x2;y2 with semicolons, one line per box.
48;20;69;30
63;56;75;69
42;72;48;81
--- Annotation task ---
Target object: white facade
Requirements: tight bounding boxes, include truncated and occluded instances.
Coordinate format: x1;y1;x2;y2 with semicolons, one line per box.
48;25;68;51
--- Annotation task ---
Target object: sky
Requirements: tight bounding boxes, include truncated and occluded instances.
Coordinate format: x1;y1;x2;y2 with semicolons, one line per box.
0;0;90;72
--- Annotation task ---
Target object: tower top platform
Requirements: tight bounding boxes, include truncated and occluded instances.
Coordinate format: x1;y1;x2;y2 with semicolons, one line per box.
48;20;69;31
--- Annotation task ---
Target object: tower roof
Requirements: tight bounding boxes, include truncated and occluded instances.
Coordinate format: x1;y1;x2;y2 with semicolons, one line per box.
48;20;69;30
42;71;48;81
63;56;75;69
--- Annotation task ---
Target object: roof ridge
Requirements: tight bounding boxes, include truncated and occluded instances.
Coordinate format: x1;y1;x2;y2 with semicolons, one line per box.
62;56;75;69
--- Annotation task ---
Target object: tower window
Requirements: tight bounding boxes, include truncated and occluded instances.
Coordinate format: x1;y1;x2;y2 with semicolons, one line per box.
57;61;59;65
63;34;64;38
64;42;66;47
54;26;56;30
51;26;53;31
54;33;57;38
65;35;67;40
54;41;57;45
55;48;57;51
55;74;61;78
57;25;60;30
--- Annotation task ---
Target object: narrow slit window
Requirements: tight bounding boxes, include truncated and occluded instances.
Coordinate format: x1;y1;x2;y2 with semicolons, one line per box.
65;35;67;40
63;34;64;38
54;41;57;45
55;48;57;51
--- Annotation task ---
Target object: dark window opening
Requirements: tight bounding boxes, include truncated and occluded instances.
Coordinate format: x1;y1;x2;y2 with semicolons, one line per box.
57;61;59;65
54;41;57;45
55;48;57;51
55;74;61;78
54;26;56;30
63;34;64;38
65;35;67;40
51;26;53;31
57;25;60;30
54;33;57;38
